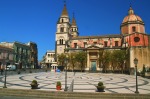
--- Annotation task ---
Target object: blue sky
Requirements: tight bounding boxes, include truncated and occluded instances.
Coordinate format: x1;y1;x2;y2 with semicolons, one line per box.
0;0;150;61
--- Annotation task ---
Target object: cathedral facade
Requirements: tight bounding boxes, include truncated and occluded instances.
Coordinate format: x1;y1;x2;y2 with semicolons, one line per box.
55;4;150;73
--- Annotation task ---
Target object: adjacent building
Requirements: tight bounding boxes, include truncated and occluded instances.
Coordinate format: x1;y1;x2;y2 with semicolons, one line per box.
41;50;57;70
0;45;14;69
27;42;38;69
0;41;38;69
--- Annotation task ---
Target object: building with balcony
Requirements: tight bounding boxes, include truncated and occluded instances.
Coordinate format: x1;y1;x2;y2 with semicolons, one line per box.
27;42;38;69
0;41;37;69
41;50;57;70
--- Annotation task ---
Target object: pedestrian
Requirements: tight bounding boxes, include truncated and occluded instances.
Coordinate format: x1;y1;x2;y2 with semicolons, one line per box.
1;69;3;75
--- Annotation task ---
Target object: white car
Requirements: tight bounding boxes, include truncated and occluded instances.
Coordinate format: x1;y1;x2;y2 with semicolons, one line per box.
6;65;16;70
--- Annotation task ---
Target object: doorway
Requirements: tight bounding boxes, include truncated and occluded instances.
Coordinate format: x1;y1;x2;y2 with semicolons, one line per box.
91;61;96;71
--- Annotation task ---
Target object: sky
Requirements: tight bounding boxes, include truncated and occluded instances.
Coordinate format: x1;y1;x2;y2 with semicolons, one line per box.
0;0;150;61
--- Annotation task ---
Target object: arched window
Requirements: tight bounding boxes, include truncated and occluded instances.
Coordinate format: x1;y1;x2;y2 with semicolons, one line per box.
132;26;136;32
61;39;63;44
60;27;64;32
59;39;63;45
61;19;64;23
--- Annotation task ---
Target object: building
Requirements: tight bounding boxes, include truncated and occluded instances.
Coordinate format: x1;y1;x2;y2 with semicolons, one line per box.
27;42;38;69
41;50;57;70
55;4;150;73
0;41;38;69
0;45;14;69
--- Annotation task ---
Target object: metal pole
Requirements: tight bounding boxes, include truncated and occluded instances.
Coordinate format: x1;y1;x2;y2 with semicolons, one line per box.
3;62;7;88
135;65;139;93
64;65;67;91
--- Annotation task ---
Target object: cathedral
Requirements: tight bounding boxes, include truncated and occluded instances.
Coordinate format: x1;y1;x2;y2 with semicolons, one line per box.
55;3;150;74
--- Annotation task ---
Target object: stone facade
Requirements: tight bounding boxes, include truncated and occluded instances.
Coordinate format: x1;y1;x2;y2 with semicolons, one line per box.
55;4;150;73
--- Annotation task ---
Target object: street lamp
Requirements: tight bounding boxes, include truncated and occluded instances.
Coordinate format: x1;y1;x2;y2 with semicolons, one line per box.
123;60;126;74
64;56;68;91
134;58;139;94
3;59;9;88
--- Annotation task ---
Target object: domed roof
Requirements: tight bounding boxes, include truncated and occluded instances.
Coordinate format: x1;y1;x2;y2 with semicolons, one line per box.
122;7;143;23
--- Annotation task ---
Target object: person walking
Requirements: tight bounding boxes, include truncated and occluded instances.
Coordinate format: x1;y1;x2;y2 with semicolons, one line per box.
1;69;3;75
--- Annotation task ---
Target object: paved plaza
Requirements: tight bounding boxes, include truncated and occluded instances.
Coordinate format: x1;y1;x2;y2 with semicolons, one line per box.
0;72;150;94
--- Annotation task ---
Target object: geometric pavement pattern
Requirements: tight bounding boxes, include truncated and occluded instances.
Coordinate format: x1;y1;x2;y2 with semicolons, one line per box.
0;72;150;94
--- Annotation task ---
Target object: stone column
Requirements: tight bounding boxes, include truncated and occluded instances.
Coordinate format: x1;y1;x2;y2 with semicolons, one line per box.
97;51;100;71
85;51;89;71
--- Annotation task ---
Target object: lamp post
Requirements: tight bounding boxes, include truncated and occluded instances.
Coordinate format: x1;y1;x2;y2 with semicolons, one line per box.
64;56;68;91
134;58;139;94
123;60;126;74
3;59;9;88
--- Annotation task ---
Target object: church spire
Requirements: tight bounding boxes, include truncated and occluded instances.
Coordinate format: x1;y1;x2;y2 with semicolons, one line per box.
71;12;78;37
128;6;134;15
72;12;77;26
61;1;69;17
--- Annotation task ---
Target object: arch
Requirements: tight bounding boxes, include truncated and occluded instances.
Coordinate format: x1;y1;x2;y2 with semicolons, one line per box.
59;25;65;32
132;26;136;32
60;27;64;32
61;18;64;23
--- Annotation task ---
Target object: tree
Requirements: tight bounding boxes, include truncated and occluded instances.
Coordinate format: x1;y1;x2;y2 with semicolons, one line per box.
112;50;128;73
57;53;67;66
69;53;77;72
99;50;111;73
110;51;116;73
75;51;87;72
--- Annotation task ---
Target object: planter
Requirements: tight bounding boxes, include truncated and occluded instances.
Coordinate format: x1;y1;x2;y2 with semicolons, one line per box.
56;86;61;90
97;87;105;92
96;82;105;92
30;84;39;89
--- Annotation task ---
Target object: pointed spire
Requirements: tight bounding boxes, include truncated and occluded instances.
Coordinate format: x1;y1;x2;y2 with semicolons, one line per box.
128;6;134;15
61;0;69;17
72;12;77;26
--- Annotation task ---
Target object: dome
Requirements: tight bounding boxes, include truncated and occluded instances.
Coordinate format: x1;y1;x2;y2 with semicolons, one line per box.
122;7;143;23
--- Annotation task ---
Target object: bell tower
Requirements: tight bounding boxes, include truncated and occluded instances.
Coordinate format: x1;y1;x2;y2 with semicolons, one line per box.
70;13;79;37
55;3;71;55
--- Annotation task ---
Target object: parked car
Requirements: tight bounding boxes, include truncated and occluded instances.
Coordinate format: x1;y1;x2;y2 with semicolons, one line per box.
6;65;16;70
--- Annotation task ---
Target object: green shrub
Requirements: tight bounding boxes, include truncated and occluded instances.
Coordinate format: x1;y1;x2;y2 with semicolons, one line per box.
32;80;37;85
56;81;61;86
98;82;103;86
96;81;105;92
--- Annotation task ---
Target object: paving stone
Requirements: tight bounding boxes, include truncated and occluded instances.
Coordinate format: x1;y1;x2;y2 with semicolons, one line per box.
0;72;150;94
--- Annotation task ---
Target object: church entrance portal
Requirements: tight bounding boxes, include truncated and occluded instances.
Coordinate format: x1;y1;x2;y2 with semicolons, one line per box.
91;61;96;71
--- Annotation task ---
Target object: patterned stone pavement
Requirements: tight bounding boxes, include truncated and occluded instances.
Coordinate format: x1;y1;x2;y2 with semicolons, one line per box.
0;72;150;94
